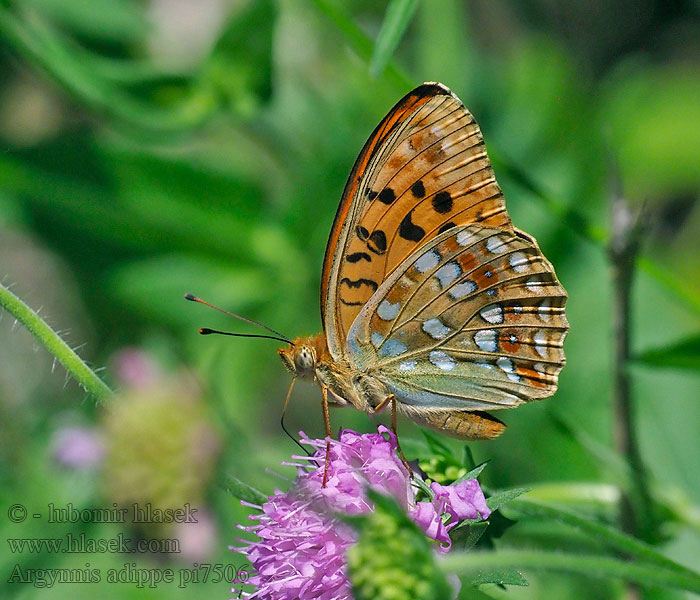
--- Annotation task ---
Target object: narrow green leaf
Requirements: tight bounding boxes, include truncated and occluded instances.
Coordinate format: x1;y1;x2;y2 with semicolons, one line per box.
441;550;700;594
469;567;528;587
0;283;112;401
421;429;457;460
634;333;700;371
223;474;268;506
457;461;489;483
451;521;489;551
370;0;419;78
505;498;700;583
22;0;148;41
486;487;530;512
310;0;413;90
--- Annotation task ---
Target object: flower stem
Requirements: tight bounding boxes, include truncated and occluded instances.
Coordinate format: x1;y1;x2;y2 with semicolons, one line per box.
0;282;112;401
608;191;654;545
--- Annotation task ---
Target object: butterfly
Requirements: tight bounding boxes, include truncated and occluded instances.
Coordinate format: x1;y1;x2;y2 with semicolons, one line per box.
278;82;568;456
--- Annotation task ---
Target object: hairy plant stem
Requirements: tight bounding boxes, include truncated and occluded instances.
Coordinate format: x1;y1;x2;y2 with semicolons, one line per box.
0;282;112;401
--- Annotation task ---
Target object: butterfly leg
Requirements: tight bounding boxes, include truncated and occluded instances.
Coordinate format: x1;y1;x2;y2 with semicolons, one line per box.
376;394;412;477
321;385;332;487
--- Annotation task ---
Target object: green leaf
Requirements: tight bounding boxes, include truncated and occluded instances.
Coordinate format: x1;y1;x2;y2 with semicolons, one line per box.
420;429;456;460
486;487;530;512
223;474;268;506
469;567;528;587
451;521;489;551
457;461;489;483
370;0;419;78
505;499;699;583
442;550;700;594
310;0;413;91
22;0;148;41
634;333;700;371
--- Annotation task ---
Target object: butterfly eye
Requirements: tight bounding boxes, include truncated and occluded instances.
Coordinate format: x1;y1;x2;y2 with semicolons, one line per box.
295;347;315;371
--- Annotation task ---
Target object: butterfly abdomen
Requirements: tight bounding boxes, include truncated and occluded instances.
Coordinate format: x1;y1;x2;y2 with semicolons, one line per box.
409;409;506;440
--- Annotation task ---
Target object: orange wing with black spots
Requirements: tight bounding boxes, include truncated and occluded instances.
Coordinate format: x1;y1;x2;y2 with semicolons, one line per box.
322;83;512;360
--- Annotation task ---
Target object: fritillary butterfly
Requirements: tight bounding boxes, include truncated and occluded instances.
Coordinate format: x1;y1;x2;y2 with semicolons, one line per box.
279;82;568;445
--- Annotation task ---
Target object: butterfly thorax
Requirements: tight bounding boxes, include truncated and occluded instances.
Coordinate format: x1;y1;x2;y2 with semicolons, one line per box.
278;333;387;413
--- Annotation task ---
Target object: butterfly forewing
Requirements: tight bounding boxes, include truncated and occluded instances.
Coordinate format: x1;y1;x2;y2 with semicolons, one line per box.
323;83;512;359
346;224;567;411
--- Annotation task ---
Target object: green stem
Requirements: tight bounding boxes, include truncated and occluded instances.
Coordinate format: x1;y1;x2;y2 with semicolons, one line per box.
0;282;112;401
441;550;700;594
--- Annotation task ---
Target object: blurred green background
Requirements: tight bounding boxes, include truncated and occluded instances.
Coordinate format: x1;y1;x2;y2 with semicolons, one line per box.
1;0;699;598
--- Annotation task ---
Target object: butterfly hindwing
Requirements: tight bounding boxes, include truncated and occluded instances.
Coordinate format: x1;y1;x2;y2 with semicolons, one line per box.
322;83;512;359
346;224;568;412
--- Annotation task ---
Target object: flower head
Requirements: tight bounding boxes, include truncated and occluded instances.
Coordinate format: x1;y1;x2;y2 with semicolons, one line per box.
234;427;490;599
51;425;104;469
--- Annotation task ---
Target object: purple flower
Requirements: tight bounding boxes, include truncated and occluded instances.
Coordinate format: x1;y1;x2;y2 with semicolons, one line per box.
233;427;491;599
51;425;104;469
431;479;491;522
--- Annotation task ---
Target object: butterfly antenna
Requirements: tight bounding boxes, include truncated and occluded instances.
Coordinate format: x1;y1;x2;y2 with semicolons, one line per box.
198;328;291;344
185;293;293;345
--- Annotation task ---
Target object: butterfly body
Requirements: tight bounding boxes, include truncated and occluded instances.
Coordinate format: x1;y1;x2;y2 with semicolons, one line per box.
279;335;388;413
279;83;568;441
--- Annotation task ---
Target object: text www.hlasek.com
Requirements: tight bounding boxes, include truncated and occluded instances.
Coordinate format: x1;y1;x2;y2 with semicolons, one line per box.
8;533;179;555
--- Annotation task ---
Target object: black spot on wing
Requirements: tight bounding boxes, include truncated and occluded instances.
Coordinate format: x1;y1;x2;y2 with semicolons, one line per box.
367;230;387;255
367;190;378;200
410;180;425;198
378;188;396;205
432;191;453;214
356;225;370;241
340;277;378;292
438;221;456;234
398;210;425;242
340;298;364;306
346;252;371;263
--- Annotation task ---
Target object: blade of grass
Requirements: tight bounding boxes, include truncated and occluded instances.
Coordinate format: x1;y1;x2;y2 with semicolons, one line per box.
309;0;412;90
369;0;419;78
0;282;112;401
633;333;700;371
223;474;268;506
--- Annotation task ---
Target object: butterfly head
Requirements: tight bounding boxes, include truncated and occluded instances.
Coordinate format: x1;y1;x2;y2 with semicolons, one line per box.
278;334;329;379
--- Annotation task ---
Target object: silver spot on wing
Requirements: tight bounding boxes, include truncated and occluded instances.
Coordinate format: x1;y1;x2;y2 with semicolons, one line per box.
429;350;455;371
415;250;441;273
479;304;504;324
377;299;400;320
422;318;451;340
474;329;498;352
